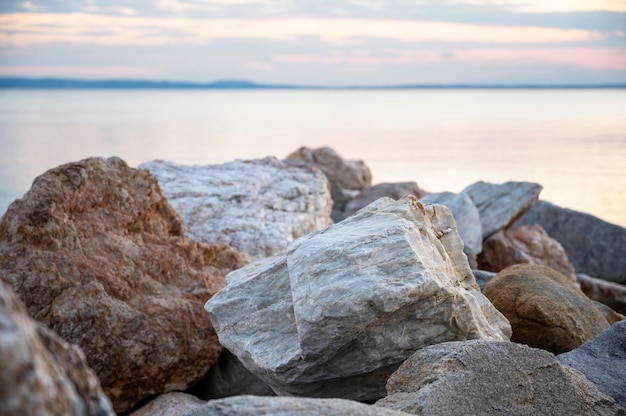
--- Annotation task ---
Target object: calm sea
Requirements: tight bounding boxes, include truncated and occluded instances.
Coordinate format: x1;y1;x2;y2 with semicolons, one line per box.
1;89;625;226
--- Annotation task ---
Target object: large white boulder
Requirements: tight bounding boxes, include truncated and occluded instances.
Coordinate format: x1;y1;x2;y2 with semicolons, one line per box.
205;196;511;401
140;157;333;258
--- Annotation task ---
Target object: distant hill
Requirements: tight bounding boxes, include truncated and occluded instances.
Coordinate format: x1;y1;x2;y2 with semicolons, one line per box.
0;77;624;90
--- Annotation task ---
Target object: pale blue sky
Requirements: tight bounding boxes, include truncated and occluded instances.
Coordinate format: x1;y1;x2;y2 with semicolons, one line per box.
1;0;625;85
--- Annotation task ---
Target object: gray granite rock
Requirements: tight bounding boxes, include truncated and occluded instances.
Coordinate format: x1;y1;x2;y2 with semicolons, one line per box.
344;182;427;217
376;340;624;415
472;269;496;291
578;273;626;315
131;393;411;416
558;320;626;408
0;281;114;416
187;349;275;400
460;181;542;239
140;157;332;259
514;200;626;284
206;196;511;401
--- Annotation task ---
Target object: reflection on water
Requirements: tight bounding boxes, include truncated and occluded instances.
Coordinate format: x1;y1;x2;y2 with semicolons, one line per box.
1;89;625;226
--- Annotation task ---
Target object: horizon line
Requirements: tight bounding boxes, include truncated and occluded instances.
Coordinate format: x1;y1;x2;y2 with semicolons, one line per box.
1;76;625;90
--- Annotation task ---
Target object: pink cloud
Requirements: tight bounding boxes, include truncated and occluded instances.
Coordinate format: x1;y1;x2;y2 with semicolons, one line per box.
0;66;162;77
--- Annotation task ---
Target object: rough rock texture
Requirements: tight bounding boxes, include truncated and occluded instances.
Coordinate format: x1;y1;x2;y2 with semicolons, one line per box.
483;264;609;354
131;393;411;416
187;349;275;400
206;196;511;401
579;274;626;315
0;157;246;413
472;269;496;291
514;200;626;284
0;281;114;416
140;157;332;259
593;301;625;324
343;182;427;218
558;320;626;408
460;181;542;239
478;225;577;282
286;146;372;191
376;340;624;416
420;191;482;267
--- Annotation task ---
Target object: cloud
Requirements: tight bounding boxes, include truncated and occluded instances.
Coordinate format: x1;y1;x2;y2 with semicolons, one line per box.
443;0;626;13
0;13;606;47
0;65;161;77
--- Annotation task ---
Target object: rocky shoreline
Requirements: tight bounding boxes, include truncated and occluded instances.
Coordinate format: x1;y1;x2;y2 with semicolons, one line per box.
1;147;625;415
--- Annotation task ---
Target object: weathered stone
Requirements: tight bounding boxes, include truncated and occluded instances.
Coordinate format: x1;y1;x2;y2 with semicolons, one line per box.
140;157;332;259
478;225;577;282
460;181;542;239
131;393;411;416
343;182;427;217
0;157;246;413
0;281;114;416
129;392;206;416
472;269;496;291
579;274;626;315
593;301;625;324
187;349;275;400
514;200;626;284
286;146;372;191
376;340;624;415
558;320;626;408
484;264;609;354
420;191;483;266
206;196;511;401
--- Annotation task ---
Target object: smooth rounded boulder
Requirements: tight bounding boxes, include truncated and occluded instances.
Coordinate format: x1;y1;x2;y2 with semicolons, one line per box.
484;264;609;353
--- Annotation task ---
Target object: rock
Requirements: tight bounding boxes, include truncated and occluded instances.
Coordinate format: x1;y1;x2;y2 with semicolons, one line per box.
376;340;624;415
478;225;577;282
0;157;246;413
460;181;542;239
483;264;609;354
593;301;625;324
420;191;483;266
578;273;626;316
286;146;372;191
471;269;496;291
558;320;626;408
0;281;114;416
343;182;427;217
131;393;411;416
129;392;206;416
514;200;626;284
205;196;511;401
186;349;275;400
140;157;332;259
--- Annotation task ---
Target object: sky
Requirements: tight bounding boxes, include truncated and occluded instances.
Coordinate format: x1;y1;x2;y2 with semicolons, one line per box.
0;0;625;85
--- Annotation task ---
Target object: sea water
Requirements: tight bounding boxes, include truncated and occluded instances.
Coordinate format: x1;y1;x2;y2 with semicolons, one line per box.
1;88;625;226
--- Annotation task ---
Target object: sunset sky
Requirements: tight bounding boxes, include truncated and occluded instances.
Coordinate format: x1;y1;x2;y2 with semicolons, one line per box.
1;0;625;85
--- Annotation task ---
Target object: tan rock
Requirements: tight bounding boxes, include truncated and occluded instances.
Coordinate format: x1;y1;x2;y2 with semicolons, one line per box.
0;281;114;416
483;264;609;354
286;146;372;191
478;225;577;282
0;157;246;413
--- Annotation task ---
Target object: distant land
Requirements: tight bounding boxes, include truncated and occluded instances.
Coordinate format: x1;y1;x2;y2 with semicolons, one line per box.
1;77;626;90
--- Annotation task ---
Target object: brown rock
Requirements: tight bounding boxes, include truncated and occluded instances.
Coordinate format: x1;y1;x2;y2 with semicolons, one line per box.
0;157;246;413
478;225;577;282
483;264;610;354
0;281;114;416
286;146;372;191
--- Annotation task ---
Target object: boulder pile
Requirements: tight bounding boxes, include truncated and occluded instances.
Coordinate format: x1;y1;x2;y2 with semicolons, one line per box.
1;148;624;415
